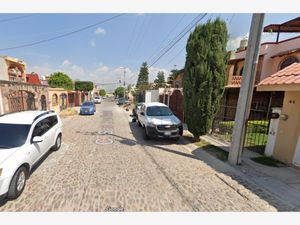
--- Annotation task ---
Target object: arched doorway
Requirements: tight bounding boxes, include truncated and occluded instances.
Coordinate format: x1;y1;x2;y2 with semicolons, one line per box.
40;95;47;110
6;90;36;112
59;94;67;111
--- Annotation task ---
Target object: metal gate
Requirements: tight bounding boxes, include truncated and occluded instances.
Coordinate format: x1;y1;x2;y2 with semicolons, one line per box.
169;89;184;122
212;102;270;153
7;90;36;113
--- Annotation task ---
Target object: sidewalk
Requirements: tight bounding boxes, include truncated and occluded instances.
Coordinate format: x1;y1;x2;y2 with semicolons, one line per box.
182;124;300;211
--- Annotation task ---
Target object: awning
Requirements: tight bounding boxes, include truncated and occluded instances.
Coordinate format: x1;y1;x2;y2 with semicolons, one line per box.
257;63;300;91
271;47;300;58
264;17;300;33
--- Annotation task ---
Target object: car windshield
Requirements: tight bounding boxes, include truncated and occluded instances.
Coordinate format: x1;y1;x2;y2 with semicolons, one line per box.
0;123;31;148
146;106;173;116
95;97;100;99
82;102;93;106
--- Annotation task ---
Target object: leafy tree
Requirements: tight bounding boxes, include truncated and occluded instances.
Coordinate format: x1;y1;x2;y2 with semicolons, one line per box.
114;86;125;97
167;69;179;86
74;81;94;92
183;18;228;140
48;72;73;90
99;89;106;96
136;62;149;90
153;71;166;89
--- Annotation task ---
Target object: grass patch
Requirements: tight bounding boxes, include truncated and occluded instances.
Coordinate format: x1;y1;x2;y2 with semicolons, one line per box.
59;108;78;118
251;156;286;167
194;140;229;162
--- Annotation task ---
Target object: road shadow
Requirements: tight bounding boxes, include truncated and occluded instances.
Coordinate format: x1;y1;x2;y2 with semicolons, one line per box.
125;119;296;211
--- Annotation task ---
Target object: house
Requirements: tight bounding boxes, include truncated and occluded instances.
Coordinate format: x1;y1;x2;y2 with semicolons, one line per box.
257;63;300;165
48;88;69;113
26;72;42;85
0;56;49;114
223;17;300;119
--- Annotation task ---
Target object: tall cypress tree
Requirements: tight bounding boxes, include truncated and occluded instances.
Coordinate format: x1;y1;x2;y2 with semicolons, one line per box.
183;18;228;140
154;71;166;89
136;62;149;90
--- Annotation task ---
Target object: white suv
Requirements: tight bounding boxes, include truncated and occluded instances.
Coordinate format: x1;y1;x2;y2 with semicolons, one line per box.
0;110;62;200
138;102;183;140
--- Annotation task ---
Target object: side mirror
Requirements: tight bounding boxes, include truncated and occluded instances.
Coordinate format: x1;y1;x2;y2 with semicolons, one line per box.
140;112;145;116
32;136;43;143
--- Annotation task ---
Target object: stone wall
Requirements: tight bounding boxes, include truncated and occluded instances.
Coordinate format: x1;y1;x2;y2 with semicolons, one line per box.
0;80;49;115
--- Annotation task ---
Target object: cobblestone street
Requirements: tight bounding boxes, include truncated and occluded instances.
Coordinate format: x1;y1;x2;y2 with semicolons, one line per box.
0;99;280;211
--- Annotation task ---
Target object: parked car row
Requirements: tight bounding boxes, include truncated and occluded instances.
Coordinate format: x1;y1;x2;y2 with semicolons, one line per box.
132;102;183;141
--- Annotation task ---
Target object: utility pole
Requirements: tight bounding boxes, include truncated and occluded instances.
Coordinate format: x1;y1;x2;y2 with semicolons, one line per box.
123;68;126;99
228;13;265;165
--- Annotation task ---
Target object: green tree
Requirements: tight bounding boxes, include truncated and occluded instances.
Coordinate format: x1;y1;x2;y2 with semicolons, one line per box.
114;86;125;97
99;89;106;96
183;18;228;140
153;71;166;89
136;62;149;90
167;69;179;86
74;81;94;92
48;72;73;90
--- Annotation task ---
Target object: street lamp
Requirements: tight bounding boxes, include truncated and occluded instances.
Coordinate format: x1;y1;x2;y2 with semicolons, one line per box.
119;67;126;98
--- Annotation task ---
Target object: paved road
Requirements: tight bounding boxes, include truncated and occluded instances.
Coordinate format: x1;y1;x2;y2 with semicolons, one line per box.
0;99;277;211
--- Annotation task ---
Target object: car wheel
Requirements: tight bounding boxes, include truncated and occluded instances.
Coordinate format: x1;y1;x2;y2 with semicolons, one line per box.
8;166;27;199
138;120;142;127
143;127;150;140
52;134;62;151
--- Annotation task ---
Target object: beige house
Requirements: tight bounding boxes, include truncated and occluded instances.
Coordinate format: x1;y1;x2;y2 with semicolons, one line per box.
48;88;68;113
258;63;300;165
0;56;49;115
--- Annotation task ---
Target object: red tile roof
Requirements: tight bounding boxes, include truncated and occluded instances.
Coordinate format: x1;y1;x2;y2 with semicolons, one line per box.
26;73;42;85
258;63;300;86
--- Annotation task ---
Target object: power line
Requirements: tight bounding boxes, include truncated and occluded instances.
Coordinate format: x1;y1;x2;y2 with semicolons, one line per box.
147;14;186;63
0;14;126;51
0;14;36;23
148;14;206;66
149;13;208;67
163;45;186;67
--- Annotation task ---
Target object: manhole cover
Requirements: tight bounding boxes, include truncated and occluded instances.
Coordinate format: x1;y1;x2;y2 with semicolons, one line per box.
95;137;114;145
104;206;124;212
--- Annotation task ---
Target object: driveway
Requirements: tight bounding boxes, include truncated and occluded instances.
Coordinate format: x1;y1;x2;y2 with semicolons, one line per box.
0;99;278;211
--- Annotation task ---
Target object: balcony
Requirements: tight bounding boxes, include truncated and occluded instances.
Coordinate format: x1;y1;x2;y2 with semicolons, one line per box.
226;75;243;88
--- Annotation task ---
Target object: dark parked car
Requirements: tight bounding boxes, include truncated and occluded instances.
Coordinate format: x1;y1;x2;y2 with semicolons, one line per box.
117;98;129;105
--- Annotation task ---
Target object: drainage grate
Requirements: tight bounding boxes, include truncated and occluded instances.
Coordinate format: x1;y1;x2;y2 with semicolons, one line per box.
104;206;124;212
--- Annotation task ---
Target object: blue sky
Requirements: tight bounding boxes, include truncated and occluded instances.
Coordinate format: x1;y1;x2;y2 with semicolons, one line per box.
0;13;299;91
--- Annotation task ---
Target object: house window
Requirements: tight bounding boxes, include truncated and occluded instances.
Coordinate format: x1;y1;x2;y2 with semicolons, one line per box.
239;66;244;76
278;56;299;71
52;94;58;106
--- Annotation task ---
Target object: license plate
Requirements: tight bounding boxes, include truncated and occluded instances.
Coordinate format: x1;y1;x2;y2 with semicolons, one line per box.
164;131;171;136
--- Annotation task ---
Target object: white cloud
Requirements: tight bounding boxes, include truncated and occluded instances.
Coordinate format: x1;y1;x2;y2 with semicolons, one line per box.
61;59;72;67
227;32;249;51
96;65;109;73
90;40;96;47
95;27;106;35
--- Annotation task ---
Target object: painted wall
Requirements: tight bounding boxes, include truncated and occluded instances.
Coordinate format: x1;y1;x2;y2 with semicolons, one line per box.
273;91;300;164
48;88;68;113
0;58;7;80
230;36;300;82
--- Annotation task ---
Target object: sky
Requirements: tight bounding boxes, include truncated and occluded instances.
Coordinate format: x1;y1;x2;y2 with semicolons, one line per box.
0;13;299;92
